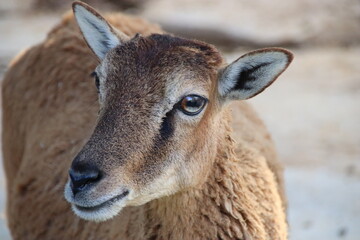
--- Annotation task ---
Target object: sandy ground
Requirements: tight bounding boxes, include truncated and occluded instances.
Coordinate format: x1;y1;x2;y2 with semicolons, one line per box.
0;1;359;239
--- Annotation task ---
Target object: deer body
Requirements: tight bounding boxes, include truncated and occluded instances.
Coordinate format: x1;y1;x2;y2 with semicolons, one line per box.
2;3;292;240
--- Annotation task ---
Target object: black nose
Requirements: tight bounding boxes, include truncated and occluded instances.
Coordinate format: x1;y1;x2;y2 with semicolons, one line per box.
69;165;101;195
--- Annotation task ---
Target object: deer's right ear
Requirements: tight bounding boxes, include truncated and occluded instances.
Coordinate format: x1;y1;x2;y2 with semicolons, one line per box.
72;1;130;60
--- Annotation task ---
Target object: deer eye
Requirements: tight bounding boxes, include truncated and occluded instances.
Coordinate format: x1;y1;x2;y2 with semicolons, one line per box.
91;71;100;92
179;95;207;116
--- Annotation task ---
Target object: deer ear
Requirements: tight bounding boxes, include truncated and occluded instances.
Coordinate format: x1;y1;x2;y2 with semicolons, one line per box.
72;1;130;60
218;48;293;101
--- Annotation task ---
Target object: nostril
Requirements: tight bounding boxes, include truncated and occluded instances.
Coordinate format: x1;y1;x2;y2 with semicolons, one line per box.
69;167;102;195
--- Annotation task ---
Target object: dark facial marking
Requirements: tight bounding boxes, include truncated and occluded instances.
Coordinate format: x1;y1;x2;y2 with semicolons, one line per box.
159;109;175;141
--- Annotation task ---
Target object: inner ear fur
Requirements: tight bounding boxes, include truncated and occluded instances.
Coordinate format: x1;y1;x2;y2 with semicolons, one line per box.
72;1;130;60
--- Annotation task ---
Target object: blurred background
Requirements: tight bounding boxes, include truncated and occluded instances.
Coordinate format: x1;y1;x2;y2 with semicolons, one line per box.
0;0;359;239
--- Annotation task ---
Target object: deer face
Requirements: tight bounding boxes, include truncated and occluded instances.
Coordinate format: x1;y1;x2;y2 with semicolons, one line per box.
64;2;293;222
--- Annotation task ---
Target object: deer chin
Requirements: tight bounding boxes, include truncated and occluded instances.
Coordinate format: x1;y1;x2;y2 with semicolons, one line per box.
64;182;130;222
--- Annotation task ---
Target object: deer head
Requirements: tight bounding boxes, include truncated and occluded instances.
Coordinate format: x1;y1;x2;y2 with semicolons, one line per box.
64;1;293;222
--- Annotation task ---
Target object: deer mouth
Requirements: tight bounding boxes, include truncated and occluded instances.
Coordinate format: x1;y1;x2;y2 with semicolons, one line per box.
74;190;130;212
69;189;130;222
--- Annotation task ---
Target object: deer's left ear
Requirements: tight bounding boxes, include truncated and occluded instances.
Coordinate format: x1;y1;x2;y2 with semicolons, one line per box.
218;48;293;101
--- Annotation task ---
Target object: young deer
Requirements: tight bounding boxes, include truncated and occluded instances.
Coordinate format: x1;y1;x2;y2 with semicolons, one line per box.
3;1;293;239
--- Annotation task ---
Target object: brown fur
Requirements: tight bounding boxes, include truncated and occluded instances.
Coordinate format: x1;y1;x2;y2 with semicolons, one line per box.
2;10;287;240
